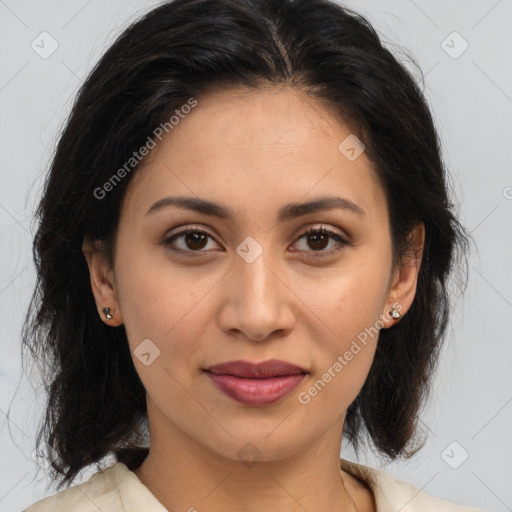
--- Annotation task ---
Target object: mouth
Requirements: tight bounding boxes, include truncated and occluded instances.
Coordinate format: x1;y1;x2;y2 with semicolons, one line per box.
203;359;307;406
206;359;307;378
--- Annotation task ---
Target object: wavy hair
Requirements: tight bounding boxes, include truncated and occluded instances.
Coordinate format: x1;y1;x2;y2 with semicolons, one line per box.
21;0;469;488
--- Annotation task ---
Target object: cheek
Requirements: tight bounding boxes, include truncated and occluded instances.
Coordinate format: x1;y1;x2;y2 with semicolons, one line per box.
115;251;219;369
297;303;381;421
312;248;390;339
303;252;390;404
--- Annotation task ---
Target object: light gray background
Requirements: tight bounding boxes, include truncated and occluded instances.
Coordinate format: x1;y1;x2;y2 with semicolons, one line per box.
1;1;511;511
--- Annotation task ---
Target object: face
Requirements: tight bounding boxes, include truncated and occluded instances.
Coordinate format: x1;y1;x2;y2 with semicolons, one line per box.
86;86;419;463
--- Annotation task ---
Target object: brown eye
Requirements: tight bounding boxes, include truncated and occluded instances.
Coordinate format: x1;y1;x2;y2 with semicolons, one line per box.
162;228;220;253
161;224;349;257
292;226;349;257
305;231;330;251
182;231;208;250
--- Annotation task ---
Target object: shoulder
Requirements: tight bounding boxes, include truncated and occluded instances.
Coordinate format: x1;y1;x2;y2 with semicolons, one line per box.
23;462;166;512
340;458;485;512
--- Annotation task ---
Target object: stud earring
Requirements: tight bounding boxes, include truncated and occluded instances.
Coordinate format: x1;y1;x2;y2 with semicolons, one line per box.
390;307;401;322
102;307;113;320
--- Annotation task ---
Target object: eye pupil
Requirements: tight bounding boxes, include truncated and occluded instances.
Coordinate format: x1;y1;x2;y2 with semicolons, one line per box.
308;232;329;250
186;232;208;250
165;227;344;256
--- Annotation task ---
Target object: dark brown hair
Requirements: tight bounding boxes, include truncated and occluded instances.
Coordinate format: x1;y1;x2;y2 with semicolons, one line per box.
21;0;469;488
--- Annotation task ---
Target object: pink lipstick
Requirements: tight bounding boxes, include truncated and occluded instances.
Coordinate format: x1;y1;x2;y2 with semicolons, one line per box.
204;359;306;406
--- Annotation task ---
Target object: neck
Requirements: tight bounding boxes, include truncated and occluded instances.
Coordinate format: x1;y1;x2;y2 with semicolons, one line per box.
133;407;362;512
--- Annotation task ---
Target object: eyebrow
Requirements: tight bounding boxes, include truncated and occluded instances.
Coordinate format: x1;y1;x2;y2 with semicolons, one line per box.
145;195;366;221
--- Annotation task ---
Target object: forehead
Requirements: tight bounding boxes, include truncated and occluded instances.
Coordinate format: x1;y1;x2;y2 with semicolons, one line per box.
121;86;387;224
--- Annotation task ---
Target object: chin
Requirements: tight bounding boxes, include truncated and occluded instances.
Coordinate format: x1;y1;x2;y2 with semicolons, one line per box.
203;430;307;466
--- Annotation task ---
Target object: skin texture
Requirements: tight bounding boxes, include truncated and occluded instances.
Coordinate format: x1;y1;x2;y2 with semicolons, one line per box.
83;86;424;512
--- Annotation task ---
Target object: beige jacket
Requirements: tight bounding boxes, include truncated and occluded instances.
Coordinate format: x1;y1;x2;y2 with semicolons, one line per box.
24;458;484;511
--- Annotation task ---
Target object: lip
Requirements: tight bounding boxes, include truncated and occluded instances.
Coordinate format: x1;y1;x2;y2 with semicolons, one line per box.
204;359;307;406
207;359;306;378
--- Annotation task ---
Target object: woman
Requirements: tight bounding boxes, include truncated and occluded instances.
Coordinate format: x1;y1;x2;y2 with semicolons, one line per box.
22;0;480;510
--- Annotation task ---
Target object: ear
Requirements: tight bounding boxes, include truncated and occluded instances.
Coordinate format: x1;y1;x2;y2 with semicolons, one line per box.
82;237;124;326
382;222;425;328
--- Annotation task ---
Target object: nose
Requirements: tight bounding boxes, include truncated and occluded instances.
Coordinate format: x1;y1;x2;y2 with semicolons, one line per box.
218;249;295;343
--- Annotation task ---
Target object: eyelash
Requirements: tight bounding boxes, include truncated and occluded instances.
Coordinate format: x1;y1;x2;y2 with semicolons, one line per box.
161;225;350;258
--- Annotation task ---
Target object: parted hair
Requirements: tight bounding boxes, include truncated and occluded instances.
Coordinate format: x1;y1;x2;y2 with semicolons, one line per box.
22;0;469;488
